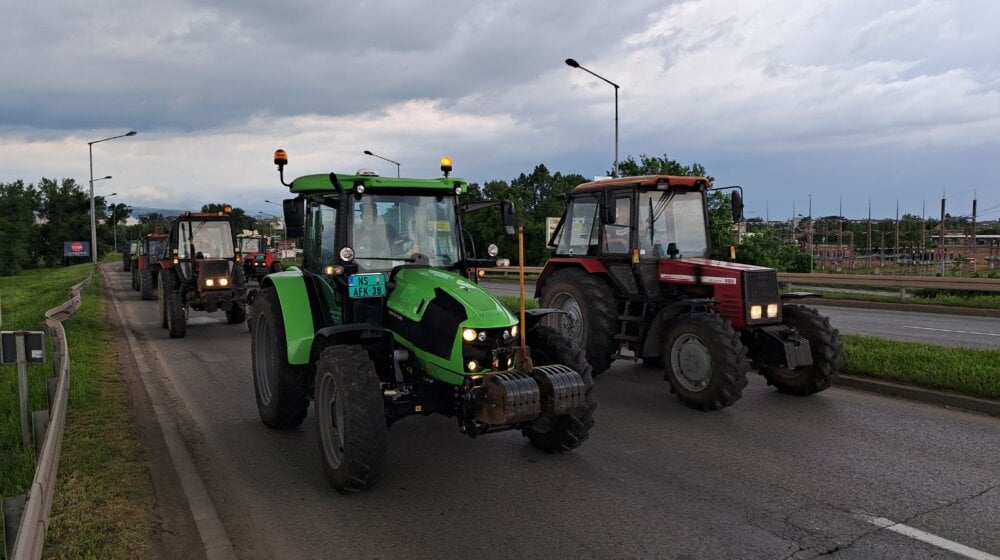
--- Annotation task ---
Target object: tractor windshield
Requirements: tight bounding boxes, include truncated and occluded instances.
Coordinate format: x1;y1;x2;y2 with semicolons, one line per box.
179;220;235;259
147;238;167;260
637;189;709;258
240;237;262;253
350;194;460;271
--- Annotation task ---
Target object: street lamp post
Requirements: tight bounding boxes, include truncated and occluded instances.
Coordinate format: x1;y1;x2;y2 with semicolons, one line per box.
363;150;401;178
99;187;119;256
88;130;136;265
565;58;620;176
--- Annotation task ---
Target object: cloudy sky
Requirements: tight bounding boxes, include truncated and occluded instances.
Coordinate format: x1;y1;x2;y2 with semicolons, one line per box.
2;0;998;221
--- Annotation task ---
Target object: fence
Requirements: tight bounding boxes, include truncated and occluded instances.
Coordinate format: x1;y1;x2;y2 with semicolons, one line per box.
2;274;91;560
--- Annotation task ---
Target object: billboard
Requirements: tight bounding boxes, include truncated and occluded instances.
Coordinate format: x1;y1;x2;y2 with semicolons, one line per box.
63;241;90;257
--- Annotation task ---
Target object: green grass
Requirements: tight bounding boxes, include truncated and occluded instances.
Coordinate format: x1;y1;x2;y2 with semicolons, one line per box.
842;335;1000;400
0;267;155;558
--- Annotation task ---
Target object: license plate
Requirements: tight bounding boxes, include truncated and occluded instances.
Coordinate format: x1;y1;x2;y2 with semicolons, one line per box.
348;273;386;299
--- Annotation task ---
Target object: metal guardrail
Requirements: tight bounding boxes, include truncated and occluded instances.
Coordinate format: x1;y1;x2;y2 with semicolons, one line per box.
5;274;91;560
479;267;1000;292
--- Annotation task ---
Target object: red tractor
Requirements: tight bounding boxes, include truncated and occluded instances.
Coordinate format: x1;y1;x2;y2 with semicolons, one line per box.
158;209;249;338
238;234;281;281
131;233;168;300
537;175;843;411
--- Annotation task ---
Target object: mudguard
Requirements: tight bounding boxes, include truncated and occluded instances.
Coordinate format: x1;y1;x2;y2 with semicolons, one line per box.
261;268;317;365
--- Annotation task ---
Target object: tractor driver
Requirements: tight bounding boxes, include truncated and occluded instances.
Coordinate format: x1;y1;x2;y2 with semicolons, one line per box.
353;201;391;257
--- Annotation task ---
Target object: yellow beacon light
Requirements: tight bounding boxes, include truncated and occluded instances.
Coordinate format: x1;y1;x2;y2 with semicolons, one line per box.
440;156;453;177
274;149;288;167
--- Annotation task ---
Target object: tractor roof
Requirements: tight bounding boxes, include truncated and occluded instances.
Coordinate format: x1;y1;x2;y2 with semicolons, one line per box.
145;232;167;239
174;211;234;221
289;173;468;195
571;175;712;193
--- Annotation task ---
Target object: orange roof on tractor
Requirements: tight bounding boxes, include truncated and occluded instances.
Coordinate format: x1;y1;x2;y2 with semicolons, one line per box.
572;175;712;193
272;149;468;194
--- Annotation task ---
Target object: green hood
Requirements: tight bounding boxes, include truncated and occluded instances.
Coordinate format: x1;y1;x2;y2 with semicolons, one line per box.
388;268;516;328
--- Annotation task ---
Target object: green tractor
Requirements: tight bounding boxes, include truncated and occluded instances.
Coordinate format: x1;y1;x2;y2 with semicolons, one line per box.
251;150;595;492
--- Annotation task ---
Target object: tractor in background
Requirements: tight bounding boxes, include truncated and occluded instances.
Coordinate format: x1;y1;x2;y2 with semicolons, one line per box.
131;232;168;300
158;209;249;338
238;234;281;281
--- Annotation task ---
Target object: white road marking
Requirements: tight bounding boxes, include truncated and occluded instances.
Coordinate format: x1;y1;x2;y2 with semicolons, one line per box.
902;326;1000;337
856;514;1000;560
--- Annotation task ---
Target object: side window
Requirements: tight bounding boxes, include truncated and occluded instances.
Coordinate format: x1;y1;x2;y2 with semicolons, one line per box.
602;193;632;254
556;195;600;256
304;203;337;273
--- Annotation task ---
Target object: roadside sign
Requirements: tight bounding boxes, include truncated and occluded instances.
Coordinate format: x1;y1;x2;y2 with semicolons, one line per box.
1;331;45;365
63;241;90;257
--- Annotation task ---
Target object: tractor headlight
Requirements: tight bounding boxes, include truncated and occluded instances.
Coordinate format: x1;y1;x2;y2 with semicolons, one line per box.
339;247;355;262
462;328;478;342
487;243;499;257
766;304;779;318
219;278;229;287
510;325;518;339
206;279;215;287
750;305;762;320
466;360;479;372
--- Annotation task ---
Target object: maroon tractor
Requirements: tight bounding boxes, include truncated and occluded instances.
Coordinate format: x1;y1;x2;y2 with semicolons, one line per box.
238;234;281;281
131;232;168;300
158;209;249;338
537;175;843;411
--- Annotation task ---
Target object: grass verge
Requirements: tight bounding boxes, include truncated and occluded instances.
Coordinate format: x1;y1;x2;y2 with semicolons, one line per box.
0;266;155;558
842;335;1000;400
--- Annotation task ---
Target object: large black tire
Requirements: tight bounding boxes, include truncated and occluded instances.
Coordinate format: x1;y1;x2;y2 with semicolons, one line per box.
140;268;155;300
158;270;173;328
662;313;750;411
759;305;843;395
251;287;309;429
522;326;596;452
314;344;387;493
166;278;187;339
226;302;246;324
131;266;139;291
538;268;617;376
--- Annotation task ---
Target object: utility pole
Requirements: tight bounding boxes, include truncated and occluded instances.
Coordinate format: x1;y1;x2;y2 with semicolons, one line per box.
867;199;872;265
972;194;978;272
894;198;900;267
808;194;814;273
938;196;946;275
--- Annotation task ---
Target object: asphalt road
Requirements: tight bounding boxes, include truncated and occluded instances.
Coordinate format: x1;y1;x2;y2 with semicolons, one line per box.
480;280;1000;349
107;267;1000;560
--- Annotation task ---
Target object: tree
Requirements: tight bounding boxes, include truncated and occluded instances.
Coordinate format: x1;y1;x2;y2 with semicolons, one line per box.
735;229;812;272
0;180;40;275
614;154;713;181
35;178;98;266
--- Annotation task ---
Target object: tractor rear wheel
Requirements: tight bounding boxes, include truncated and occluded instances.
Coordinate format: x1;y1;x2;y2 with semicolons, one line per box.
166;278;186;339
759;305;843;395
131;266;139;291
522;326;596;452
314;344;387;493
140;268;155;300
539;268;617;376
251;287;309;428
662;313;749;411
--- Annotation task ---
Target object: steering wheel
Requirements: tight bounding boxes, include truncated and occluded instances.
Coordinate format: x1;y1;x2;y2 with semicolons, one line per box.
391;236;414;255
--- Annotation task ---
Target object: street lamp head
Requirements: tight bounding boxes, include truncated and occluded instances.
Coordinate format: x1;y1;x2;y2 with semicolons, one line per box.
363;150;373;155
126;131;137;136
565;58;580;68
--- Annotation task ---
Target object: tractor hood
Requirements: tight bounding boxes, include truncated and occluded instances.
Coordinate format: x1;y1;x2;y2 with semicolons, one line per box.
387;267;517;328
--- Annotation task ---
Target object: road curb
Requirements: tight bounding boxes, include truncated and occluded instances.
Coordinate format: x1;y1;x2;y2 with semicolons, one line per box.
834;374;1000;417
801;298;1000;318
101;265;237;560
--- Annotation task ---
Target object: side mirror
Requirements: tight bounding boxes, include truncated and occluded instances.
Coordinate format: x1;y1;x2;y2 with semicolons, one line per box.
731;191;744;223
501;201;517;235
283;197;305;238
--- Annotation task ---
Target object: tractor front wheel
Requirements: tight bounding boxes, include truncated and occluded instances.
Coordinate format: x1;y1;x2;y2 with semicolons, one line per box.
539;268;617;376
662;313;749;411
759;305;843;395
158;271;173;328
522;326;596;452
226;302;246;324
140;268;155;300
314;344;387;493
251;287;309;428
166;277;187;339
